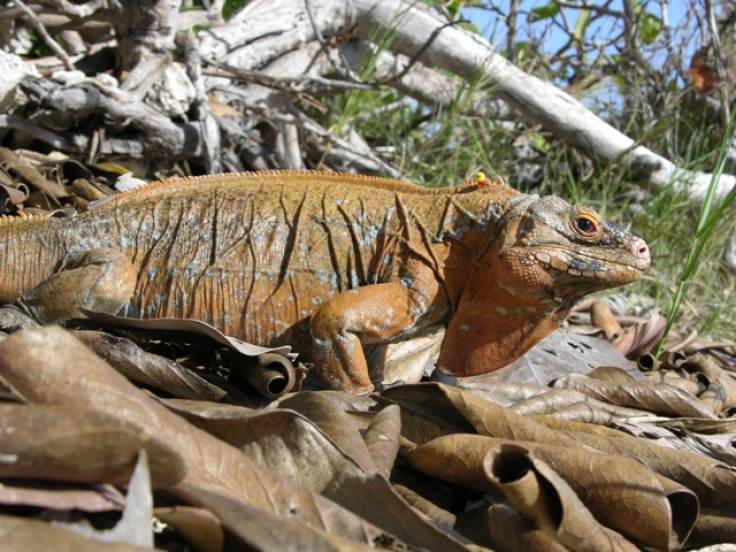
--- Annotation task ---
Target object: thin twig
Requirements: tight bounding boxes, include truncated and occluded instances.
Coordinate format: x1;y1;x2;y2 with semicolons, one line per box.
13;0;76;71
304;0;360;82
381;20;460;85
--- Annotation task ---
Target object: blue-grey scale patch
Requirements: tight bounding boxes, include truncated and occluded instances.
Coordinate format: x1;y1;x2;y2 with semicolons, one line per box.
400;276;415;290
348;270;360;288
317;270;331;285
570;258;602;272
359;225;383;247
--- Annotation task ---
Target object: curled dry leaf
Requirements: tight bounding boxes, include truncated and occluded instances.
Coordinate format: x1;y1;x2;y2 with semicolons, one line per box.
238;351;303;398
552;373;718;418
687;511;736;549
0;182;29;211
485;504;569;552
0;403;185;487
81;310;302;399
612;312;667;358
590;298;623;342
639;369;704;396
404;433;696;550
0;147;68;199
74;330;227;402
384;383;736;511
679;352;736;410
484;444;638;551
0;327;391;549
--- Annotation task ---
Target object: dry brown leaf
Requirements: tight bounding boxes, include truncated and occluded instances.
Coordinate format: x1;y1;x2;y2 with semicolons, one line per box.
0;182;29;210
687;511;736;548
363;403;401;478
0;327;391;548
155;506;224;552
678;352;736;410
590;299;623;341
197;404;470;551
0;147;68;199
0;481;123;513
279;392;379;473
0;514;161;552
404;433;696;550
544;421;736;512
0;403;185;487
384;383;736;511
484;444;638;551
612;312;667;358
74;330;227;402
552;373;718;418
485;503;570;552
81;310;303;399
174;485;377;551
510;388;652;419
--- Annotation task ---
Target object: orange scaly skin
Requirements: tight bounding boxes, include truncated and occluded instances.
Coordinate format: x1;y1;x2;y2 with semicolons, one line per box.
0;171;650;393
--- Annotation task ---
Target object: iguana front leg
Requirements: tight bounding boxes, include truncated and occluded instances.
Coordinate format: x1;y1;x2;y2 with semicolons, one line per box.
310;274;445;394
12;248;136;325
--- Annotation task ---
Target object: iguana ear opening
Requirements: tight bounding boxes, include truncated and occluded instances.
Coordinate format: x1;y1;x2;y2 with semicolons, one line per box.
437;279;566;377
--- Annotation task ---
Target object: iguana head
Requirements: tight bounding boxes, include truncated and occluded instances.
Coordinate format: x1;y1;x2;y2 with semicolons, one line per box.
439;194;650;376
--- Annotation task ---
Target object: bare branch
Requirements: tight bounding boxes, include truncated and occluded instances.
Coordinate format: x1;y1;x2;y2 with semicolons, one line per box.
13;0;75;70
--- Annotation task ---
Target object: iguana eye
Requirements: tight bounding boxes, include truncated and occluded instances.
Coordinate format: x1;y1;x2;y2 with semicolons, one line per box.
573;214;598;236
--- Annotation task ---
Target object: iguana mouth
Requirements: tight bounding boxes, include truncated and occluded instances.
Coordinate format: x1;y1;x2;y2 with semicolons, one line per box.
529;238;650;281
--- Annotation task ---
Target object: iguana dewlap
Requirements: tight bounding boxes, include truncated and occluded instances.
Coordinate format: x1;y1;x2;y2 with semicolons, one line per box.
0;171;650;393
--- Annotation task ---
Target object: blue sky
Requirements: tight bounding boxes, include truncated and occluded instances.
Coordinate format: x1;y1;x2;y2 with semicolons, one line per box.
464;1;694;73
461;1;700;112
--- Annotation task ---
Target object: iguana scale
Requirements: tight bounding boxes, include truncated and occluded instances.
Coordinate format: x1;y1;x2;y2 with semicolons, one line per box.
0;171;650;393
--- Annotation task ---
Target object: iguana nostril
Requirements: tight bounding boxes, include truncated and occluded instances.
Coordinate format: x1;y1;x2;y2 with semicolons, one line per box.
631;238;650;262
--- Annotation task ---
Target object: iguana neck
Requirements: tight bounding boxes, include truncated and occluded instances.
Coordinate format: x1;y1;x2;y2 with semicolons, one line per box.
438;266;567;375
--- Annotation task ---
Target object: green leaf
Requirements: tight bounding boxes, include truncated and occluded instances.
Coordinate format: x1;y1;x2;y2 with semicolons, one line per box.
529;132;550;152
528;1;559;22
640;13;661;45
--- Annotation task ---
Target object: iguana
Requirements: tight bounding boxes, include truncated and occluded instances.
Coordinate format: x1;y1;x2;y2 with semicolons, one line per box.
0;170;650;393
